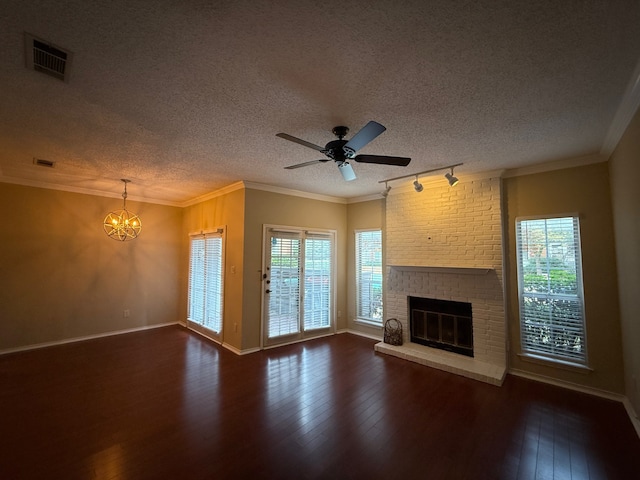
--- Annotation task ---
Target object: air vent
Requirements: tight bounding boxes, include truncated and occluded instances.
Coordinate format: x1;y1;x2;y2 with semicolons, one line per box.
33;158;56;168
24;33;73;82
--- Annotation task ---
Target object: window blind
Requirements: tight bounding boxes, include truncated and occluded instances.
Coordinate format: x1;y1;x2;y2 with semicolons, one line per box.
267;234;301;338
188;232;224;334
355;230;383;323
516;216;587;364
304;235;331;330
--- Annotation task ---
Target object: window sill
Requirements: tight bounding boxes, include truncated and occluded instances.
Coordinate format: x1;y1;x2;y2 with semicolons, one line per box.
518;352;593;374
354;318;383;328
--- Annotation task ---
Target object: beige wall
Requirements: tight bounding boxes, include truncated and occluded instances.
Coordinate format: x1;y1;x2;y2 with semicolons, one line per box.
243;188;348;349
504;163;625;394
346;198;384;338
180;187;246;351
2;182;347;355
609;106;640;412
0;183;183;351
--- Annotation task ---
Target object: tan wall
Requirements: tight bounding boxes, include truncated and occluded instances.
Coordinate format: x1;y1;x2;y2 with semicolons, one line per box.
180;187;245;351
0;183;183;351
243;188;348;349
609;106;640;411
504;163;625;394
346;198;384;338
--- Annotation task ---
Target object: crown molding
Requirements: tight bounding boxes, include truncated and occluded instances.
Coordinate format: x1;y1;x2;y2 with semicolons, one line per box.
601;56;640;156
179;181;246;207
0;175;182;207
241;181;347;204
1;151;614;208
347;193;385;204
502;153;607;178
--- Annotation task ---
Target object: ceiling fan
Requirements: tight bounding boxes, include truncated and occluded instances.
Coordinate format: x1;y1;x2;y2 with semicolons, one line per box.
276;121;411;181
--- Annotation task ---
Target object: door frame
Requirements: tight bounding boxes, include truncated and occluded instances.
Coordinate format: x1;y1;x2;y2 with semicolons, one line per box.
260;224;337;349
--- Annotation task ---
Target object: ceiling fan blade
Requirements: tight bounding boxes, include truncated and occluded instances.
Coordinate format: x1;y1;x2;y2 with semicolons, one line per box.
284;159;327;170
343;121;386;153
337;162;356;181
354;154;411;166
276;133;325;152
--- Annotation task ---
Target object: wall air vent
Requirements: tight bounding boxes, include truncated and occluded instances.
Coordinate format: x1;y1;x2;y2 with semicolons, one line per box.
24;33;73;82
33;158;56;168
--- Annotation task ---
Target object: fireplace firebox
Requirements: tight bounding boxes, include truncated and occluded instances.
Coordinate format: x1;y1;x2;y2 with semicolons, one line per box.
409;297;473;357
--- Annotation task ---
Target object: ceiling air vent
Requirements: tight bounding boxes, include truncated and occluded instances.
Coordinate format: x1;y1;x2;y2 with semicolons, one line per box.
33;158;56;168
24;33;73;82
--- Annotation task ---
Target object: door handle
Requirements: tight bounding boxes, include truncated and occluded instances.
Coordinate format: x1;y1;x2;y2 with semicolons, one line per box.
266;289;272;294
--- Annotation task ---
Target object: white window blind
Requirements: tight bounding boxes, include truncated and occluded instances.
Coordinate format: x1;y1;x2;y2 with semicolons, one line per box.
268;233;301;338
355;230;383;324
304;234;332;330
515;216;587;364
188;232;224;334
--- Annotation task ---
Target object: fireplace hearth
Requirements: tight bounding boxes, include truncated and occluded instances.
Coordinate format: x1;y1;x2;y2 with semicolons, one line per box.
409;297;473;357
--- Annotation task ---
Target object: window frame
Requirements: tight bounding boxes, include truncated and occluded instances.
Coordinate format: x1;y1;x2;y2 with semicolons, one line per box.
355;229;384;326
515;214;588;367
188;228;225;341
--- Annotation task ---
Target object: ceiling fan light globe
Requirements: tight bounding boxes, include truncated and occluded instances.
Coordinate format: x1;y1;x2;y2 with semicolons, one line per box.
338;161;356;181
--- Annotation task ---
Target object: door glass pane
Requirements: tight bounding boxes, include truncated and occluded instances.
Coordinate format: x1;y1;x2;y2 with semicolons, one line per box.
268;235;301;338
304;237;331;331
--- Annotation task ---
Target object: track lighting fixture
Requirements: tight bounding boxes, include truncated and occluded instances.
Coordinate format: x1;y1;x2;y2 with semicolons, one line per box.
381;182;392;197
379;163;463;193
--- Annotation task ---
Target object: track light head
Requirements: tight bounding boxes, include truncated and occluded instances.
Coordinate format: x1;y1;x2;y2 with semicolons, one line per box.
413;178;423;192
445;170;459;187
381;183;391;197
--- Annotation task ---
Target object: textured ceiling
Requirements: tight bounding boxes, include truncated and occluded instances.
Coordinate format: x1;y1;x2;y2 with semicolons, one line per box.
1;0;640;204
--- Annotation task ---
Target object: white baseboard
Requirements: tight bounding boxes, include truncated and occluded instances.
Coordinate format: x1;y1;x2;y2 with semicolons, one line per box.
221;342;261;356
340;328;383;341
508;368;625;402
0;322;179;356
509;368;640;439
623;397;640;438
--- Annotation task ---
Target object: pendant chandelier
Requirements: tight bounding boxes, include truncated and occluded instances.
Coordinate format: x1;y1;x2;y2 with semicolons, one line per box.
103;179;142;241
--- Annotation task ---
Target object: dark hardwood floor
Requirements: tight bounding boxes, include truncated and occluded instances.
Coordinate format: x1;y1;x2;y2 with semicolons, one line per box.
1;325;639;479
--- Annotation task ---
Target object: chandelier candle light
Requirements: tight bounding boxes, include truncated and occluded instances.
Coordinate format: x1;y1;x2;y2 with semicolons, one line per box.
103;179;142;241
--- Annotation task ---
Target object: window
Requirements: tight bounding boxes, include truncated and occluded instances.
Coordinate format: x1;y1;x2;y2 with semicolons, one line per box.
355;229;383;325
515;216;587;365
188;230;224;336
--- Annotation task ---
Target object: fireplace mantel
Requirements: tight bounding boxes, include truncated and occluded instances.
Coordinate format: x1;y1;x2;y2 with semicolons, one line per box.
388;265;493;275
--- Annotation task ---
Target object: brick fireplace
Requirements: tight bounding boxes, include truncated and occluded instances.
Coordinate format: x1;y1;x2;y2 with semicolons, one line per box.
374;173;507;385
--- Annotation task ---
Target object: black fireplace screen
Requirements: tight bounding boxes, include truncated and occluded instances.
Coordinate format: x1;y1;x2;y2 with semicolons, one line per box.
409;297;473;357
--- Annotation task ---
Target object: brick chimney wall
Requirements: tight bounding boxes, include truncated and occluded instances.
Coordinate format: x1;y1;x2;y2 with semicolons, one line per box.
383;174;506;370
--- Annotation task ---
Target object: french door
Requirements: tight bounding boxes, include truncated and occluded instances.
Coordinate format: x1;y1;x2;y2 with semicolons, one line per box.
262;226;335;347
